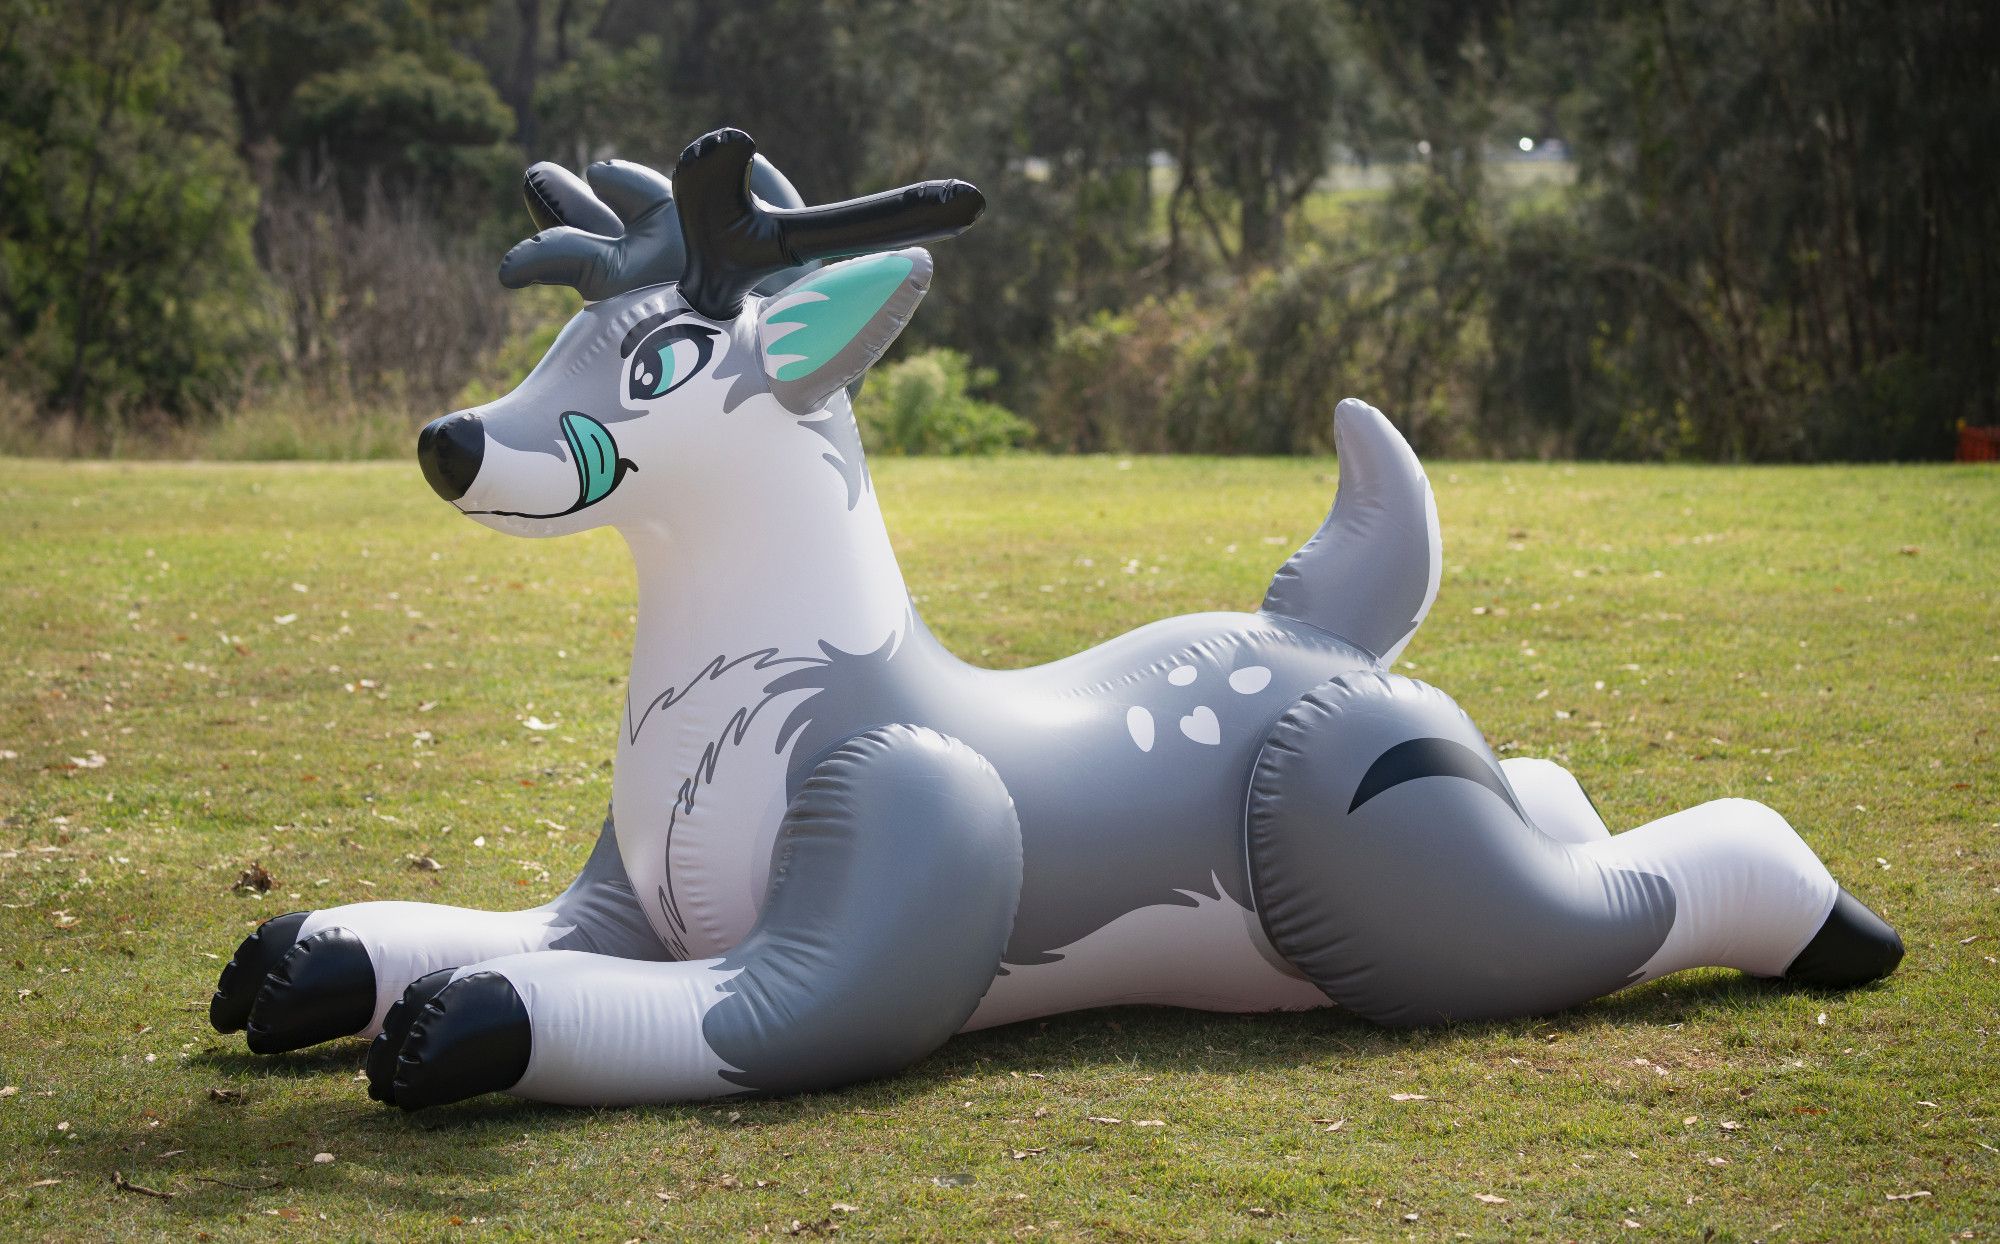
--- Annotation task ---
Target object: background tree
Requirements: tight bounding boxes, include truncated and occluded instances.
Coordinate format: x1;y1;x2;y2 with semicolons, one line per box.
0;0;267;420
0;0;1990;459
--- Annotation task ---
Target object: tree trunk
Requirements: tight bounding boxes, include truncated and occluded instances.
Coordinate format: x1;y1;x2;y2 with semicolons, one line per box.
510;0;544;152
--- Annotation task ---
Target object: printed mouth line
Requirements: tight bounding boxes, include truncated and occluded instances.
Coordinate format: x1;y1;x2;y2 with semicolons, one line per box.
462;412;637;519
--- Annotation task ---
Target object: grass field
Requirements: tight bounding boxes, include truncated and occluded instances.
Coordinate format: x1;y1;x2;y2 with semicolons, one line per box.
1;456;1994;1241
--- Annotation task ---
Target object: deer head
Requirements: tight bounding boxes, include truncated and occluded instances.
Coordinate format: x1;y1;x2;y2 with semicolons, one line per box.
417;128;984;540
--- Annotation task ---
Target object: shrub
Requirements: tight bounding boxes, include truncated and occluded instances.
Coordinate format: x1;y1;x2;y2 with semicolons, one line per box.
854;349;1030;455
1034;296;1217;453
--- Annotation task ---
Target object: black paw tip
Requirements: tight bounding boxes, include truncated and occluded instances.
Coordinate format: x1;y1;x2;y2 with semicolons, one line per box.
242;928;377;1054
1784;887;1904;988
209;910;309;1034
366;968;458;1105
384;971;532;1112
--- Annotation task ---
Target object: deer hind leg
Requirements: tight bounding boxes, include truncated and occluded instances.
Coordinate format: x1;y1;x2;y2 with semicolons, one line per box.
366;725;1022;1110
1245;672;1898;1028
1498;756;1611;845
209;813;665;1054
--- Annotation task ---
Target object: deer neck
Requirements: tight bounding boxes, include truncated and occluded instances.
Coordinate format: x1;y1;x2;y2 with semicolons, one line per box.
617;485;915;704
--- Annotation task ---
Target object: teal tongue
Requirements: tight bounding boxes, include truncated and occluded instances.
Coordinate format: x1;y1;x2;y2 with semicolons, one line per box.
561;412;621;504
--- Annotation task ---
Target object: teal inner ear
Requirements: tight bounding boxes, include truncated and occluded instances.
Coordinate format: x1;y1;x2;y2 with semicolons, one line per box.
764;253;914;382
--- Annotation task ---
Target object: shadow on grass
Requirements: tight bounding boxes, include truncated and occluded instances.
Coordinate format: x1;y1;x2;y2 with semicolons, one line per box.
140;1073;603;1226
182;962;1850;1143
194;1041;370;1079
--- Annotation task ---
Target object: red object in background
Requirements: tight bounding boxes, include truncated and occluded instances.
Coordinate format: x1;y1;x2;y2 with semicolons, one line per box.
1958;425;2000;462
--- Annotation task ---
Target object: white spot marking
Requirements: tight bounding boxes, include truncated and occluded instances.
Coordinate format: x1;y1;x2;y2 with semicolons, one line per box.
1126;706;1155;752
1179;706;1221;745
1228;666;1272;695
1167;665;1197;686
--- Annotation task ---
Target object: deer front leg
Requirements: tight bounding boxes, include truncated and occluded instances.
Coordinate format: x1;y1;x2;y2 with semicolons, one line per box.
366;725;1022;1109
208;814;665;1053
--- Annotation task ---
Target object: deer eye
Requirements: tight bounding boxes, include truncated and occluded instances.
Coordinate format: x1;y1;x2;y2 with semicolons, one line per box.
628;323;716;401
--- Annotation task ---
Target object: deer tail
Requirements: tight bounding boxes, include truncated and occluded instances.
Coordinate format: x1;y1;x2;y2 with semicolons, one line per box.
1260;399;1441;666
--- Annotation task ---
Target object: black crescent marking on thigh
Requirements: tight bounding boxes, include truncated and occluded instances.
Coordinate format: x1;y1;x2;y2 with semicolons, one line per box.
1349;737;1525;819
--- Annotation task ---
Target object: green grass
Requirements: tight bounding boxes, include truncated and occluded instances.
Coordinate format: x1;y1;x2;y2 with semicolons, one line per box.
0;456;1994;1241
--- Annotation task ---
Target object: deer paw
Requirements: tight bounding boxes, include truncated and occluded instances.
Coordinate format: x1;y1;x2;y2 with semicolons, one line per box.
210;912;377;1054
365;970;532;1111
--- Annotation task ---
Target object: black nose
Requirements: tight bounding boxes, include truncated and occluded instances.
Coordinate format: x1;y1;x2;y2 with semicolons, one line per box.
418;412;485;503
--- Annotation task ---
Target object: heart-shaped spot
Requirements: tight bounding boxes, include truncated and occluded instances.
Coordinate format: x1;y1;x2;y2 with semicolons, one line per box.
1179;705;1221;746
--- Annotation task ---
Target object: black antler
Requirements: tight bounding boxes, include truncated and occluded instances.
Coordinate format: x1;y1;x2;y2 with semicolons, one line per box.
500;159;688;300
498;146;814;302
673;128;986;321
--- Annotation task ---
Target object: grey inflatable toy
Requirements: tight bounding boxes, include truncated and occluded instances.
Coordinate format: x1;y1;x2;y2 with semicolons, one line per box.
209;128;1903;1109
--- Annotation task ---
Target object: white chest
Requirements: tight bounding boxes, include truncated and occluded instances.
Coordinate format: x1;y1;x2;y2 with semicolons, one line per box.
613;653;816;959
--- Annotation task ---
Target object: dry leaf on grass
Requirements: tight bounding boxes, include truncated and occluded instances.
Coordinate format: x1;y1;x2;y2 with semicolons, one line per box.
232;863;273;894
1389;1092;1431;1102
1886;1191;1932;1202
1475;1193;1508;1204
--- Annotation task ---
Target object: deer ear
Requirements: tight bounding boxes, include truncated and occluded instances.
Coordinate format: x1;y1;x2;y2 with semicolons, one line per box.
755;248;932;414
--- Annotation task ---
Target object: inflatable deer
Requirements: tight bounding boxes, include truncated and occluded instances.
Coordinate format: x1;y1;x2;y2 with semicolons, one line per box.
209;129;1902;1109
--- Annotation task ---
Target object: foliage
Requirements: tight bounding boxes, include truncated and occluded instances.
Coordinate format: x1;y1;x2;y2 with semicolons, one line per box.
280;50;515;206
211;0;516;212
0;0;271;420
1472;0;1999;459
1036;298;1216;453
0;0;1992;457
854;348;1030;455
256;180;518;410
1036;227;1489;457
